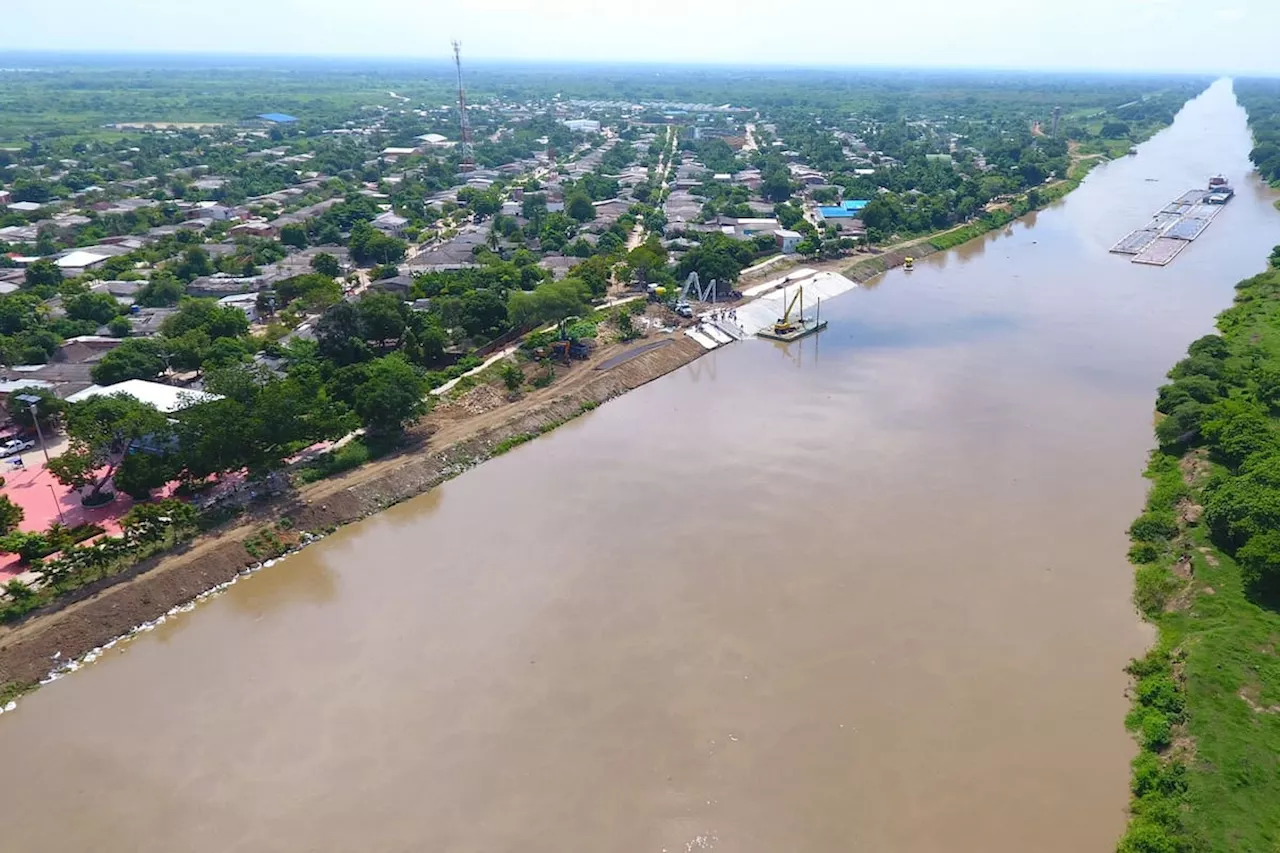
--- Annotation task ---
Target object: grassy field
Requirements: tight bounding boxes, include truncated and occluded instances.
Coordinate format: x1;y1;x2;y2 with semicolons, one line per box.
1122;264;1280;853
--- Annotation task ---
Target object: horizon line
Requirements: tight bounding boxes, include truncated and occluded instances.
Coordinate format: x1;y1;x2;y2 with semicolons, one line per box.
0;49;1270;79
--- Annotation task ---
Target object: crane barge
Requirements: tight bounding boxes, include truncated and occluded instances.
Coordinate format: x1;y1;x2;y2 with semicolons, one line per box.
757;285;828;342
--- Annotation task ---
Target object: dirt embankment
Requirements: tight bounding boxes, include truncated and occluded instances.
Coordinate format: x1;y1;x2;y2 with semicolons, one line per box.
0;335;705;695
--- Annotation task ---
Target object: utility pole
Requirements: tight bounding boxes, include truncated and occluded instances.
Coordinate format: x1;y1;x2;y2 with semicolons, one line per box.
452;40;476;172
16;394;50;466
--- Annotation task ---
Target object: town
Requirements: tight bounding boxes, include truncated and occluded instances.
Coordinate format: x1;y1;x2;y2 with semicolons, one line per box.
0;58;1197;610
4;3;1280;848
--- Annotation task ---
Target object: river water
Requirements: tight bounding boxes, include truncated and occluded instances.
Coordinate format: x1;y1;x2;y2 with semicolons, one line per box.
2;80;1276;852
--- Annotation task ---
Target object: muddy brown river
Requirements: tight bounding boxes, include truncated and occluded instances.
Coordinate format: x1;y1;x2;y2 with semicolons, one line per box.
1;80;1277;852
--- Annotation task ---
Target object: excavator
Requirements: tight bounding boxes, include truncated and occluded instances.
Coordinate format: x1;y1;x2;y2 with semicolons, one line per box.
547;316;592;365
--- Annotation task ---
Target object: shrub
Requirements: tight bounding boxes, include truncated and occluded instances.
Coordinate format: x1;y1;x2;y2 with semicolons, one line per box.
296;440;371;484
0;496;23;534
1141;713;1173;751
500;361;523;392
1235;529;1280;591
1118;821;1179;853
1134;564;1179;614
1128;542;1160;563
0;532;56;563
1130;512;1179;544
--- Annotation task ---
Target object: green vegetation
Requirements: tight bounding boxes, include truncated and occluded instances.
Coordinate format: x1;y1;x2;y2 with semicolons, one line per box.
1236;80;1280;184
1120;258;1280;853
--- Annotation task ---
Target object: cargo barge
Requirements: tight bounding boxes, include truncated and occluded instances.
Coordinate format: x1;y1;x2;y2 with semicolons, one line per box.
1109;177;1232;267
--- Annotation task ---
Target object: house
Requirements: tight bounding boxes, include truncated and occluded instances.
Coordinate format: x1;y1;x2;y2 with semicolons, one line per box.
55;249;114;274
372;211;409;237
229;220;278;239
380;147;420;160
187;202;233;221
0;336;122;398
774;229;803;254
0;190;11;207
187;274;265;298
127;307;177;337
67;378;222;413
218;293;260;323
563;119;601;134
254;113;298;125
370;274;415;296
816;199;870;223
416;133;453;149
8;201;43;214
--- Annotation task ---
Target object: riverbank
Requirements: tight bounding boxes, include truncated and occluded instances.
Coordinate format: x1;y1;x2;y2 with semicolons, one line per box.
0;334;706;703
0;147;1121;705
1121;261;1280;852
0;129;1150;707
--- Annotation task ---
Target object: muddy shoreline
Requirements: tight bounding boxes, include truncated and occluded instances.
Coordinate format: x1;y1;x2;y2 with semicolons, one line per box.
0;336;705;699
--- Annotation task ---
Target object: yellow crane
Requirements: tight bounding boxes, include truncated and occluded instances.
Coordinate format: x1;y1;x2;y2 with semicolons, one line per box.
773;286;805;336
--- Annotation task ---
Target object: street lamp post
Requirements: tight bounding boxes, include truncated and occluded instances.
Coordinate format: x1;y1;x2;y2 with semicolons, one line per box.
14;394;50;466
47;484;65;525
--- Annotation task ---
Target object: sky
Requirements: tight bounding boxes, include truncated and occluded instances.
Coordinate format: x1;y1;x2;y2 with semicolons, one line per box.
3;0;1277;75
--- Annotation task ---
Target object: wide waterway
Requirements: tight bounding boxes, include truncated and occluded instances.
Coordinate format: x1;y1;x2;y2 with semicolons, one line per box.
1;80;1277;852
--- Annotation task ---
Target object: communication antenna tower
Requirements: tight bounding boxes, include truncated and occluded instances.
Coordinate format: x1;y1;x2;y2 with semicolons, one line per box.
452;39;476;172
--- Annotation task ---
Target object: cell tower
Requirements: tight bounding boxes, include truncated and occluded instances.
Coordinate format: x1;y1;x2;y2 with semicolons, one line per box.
452;39;476;172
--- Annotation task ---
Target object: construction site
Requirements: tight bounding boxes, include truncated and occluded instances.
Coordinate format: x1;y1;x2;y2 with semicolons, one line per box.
1110;177;1234;266
655;267;855;352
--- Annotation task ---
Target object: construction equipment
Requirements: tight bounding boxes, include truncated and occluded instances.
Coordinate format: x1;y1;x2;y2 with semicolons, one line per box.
904;256;914;271
771;286;805;337
547;317;593;365
758;285;828;343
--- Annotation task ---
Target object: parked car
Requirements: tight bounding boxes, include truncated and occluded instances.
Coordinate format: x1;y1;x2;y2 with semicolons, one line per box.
0;438;35;458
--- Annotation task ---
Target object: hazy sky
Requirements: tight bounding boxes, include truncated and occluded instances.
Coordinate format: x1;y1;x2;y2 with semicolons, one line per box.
4;0;1277;74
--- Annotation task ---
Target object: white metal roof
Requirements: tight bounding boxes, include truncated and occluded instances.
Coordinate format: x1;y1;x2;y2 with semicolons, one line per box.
55;249;112;269
66;379;222;413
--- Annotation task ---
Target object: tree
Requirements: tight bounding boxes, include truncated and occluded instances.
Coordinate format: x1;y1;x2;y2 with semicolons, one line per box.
6;385;64;431
275;273;342;310
506;279;589;328
107;315;132;337
761;168;793;203
459;289;509;338
173;246;215;282
349;354;427;435
1237;530;1280;593
567;193;596;223
64;291;120;325
348;221;407;265
626;241;667;286
49;395;171;502
136;273;185;307
159;298;250;341
0;496;23;534
357;291;407;351
113;451;176;501
24;260;62;289
90;338;165;384
201;337;248;371
280;223;309;248
310;252;341;278
316;301;371;366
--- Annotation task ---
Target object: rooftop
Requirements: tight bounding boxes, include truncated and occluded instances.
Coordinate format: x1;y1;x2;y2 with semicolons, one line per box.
67;379;222;414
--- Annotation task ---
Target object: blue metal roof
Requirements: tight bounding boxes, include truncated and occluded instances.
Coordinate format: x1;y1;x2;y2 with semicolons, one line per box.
818;199;870;218
256;113;298;123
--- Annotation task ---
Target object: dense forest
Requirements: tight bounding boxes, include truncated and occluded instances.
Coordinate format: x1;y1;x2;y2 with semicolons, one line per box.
1236;78;1280;184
